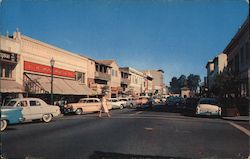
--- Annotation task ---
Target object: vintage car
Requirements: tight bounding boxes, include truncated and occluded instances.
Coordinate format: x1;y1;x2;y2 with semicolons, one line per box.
196;98;221;117
65;98;112;115
5;98;61;122
1;106;24;131
135;96;150;106
108;98;126;109
119;97;137;108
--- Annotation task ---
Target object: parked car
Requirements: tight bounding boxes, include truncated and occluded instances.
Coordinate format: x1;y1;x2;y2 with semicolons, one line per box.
135;96;150;106
196;98;221;117
119;97;137;108
65;98;111;115
166;96;184;112
108;98;126;109
5;98;60;123
1;106;24;131
182;97;200;116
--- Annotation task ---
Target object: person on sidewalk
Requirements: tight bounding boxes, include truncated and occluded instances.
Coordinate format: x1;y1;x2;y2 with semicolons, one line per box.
99;94;111;118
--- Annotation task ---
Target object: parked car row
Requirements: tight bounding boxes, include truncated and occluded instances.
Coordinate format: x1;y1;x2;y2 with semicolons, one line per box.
1;98;61;131
165;96;222;117
0;96;150;131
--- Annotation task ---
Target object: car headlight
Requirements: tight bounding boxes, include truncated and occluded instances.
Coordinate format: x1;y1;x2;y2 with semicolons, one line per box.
19;117;25;122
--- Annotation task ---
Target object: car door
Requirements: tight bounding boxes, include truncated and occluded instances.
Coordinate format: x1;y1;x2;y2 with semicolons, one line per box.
17;100;31;120
29;100;43;119
93;99;101;111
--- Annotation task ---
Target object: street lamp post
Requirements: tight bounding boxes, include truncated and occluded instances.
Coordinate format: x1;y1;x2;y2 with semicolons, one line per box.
50;58;55;105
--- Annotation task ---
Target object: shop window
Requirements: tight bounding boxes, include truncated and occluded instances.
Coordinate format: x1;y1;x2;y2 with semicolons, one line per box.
76;72;85;84
0;65;13;78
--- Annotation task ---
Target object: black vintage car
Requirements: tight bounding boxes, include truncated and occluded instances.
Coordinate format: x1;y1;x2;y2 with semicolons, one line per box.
165;96;185;112
182;97;200;116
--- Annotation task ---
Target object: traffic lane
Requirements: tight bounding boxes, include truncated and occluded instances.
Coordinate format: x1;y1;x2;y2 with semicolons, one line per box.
2;114;248;158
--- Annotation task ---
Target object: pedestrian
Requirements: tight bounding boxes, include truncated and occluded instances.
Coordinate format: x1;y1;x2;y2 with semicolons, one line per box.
99;94;111;118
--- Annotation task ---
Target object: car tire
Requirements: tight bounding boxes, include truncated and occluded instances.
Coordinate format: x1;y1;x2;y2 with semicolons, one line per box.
129;103;133;108
1;120;8;131
42;114;53;123
120;105;124;109
75;108;83;115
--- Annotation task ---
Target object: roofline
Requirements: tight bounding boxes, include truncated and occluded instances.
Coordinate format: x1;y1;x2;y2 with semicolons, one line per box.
223;16;249;54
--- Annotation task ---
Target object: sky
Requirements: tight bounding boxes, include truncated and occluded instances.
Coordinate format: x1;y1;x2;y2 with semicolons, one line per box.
0;0;249;85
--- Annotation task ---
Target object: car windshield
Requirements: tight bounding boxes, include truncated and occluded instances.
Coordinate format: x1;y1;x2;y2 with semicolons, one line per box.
6;100;17;106
199;99;218;105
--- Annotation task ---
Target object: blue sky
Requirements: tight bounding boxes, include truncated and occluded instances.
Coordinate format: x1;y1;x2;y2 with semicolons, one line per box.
0;0;248;85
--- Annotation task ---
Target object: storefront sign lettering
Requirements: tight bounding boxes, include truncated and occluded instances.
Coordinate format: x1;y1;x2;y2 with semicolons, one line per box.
0;52;18;63
24;61;75;78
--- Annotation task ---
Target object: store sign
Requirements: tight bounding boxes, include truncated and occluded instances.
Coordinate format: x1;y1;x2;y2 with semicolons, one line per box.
0;52;18;63
24;61;75;78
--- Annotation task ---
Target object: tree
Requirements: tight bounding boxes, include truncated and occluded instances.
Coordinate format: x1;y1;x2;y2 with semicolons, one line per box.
211;70;240;98
170;77;179;94
187;74;201;92
178;75;187;88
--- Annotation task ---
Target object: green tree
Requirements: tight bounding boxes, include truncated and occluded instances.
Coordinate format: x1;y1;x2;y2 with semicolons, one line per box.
178;75;187;88
170;77;179;94
187;74;201;92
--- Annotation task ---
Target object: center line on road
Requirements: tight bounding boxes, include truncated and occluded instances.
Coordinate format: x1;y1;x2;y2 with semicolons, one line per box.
228;121;250;136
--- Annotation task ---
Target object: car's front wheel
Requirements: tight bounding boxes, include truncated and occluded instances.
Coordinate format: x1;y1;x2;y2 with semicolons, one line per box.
1;120;7;131
42;114;53;122
120;105;124;109
75;108;83;115
129;103;133;108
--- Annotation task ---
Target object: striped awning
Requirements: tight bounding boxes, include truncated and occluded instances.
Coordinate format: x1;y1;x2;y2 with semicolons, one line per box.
25;73;97;95
0;79;24;93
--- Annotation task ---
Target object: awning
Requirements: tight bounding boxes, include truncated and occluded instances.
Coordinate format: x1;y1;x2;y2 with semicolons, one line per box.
0;79;24;93
25;74;97;95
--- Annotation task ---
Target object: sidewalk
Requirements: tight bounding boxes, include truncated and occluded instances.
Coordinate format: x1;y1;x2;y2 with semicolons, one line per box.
222;116;249;122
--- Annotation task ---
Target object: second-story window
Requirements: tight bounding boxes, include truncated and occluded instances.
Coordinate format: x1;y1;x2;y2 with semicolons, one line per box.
76;72;85;84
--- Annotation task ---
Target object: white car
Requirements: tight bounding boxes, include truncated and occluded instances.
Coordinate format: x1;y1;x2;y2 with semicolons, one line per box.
108;98;126;109
196;98;221;117
5;98;61;122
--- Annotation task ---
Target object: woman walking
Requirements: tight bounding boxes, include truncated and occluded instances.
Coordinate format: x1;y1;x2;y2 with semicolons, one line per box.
99;94;111;118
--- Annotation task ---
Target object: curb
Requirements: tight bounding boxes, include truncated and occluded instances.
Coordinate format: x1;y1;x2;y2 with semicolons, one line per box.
222;117;249;122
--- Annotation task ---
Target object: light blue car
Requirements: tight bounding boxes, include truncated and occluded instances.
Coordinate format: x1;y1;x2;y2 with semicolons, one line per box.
1;106;24;131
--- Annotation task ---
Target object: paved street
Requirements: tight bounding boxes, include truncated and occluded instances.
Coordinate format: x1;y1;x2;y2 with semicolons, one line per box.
1;108;249;159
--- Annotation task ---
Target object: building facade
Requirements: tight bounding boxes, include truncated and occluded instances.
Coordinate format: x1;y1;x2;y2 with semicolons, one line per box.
96;60;121;98
1;30;96;104
120;67;146;96
0;33;24;104
143;70;165;95
223;17;249;98
206;53;227;89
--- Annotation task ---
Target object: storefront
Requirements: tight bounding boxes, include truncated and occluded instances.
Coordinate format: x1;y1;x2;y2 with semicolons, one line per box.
23;61;96;104
0;51;24;105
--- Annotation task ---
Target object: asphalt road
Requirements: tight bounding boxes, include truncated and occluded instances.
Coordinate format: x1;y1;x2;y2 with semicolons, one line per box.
1;108;249;159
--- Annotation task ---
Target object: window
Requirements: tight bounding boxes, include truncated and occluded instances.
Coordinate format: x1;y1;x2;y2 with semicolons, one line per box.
115;70;118;77
76;72;85;83
0;65;13;78
30;100;41;106
19;101;28;107
112;69;115;76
